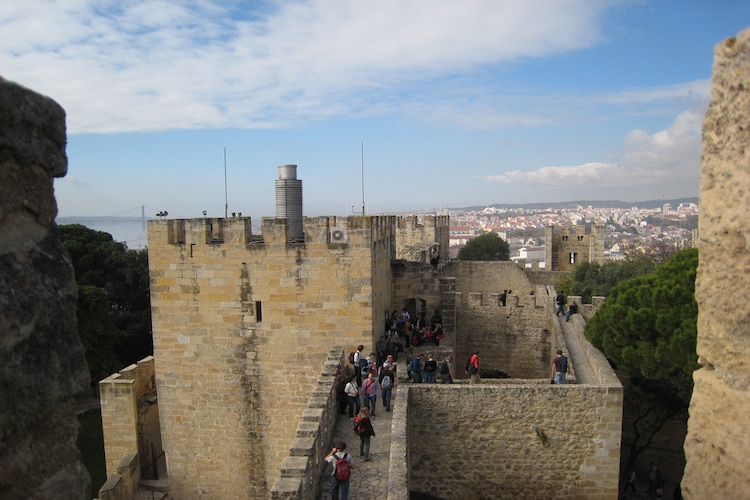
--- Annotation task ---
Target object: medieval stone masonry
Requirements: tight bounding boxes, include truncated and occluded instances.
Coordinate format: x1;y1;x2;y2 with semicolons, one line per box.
92;209;628;499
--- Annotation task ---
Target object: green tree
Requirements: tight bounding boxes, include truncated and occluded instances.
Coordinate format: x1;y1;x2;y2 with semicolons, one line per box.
585;248;698;471
458;232;510;261
59;224;152;383
76;285;124;383
569;259;654;303
585;248;699;396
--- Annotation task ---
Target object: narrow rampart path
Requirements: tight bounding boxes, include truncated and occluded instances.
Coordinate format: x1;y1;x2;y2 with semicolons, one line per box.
559;315;597;384
318;389;396;498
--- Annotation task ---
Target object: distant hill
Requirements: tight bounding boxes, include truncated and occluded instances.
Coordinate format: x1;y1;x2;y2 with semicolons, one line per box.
457;197;699;211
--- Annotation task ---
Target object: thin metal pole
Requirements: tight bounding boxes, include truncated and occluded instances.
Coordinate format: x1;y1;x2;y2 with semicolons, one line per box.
361;142;365;215
224;147;228;218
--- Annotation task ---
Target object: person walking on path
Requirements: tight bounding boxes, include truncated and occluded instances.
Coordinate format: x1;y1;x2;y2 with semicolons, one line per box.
466;351;480;384
361;372;381;417
353;406;376;461
353;345;365;384
438;354;454;384
379;363;395;412
344;375;360;418
556;292;566;316
423;354;438;383
325;441;353;500
551;349;570;384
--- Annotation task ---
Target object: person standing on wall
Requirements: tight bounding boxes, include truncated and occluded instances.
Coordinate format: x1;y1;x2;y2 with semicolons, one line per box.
326;441;353;500
466;351;480;384
551;349;570;384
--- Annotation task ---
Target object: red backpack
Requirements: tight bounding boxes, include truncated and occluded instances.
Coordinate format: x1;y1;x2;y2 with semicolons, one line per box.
352;416;366;435
334;453;351;481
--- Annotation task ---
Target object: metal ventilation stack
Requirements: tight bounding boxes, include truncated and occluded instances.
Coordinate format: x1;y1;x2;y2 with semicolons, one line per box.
275;164;303;241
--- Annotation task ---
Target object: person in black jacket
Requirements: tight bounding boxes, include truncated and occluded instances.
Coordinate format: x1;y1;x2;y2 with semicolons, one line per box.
354;406;376;461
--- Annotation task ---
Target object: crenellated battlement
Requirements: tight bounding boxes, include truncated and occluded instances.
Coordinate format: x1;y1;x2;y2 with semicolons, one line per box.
148;214;398;248
396;214;450;230
395;215;450;263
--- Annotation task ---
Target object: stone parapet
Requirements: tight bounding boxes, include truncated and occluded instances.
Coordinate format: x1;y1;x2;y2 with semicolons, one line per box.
270;347;346;500
404;382;622;499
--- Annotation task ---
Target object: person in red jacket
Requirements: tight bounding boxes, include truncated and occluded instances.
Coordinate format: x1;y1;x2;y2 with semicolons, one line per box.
467;351;480;384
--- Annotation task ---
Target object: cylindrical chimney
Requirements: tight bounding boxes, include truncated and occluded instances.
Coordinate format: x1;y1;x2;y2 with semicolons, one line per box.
275;164;303;240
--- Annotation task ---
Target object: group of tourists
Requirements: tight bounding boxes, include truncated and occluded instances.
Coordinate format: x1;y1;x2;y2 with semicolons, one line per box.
385;308;446;349
407;353;457;384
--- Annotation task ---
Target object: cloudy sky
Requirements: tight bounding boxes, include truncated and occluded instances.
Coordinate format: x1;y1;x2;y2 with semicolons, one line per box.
2;1;748;218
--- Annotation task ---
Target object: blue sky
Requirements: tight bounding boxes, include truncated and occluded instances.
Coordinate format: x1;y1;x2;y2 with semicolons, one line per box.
2;1;749;219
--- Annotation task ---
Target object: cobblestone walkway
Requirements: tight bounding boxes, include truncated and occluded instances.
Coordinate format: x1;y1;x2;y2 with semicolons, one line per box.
318;390;397;499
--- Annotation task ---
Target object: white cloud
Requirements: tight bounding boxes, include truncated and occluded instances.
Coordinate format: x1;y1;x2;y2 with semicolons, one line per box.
479;108;703;199
0;0;611;133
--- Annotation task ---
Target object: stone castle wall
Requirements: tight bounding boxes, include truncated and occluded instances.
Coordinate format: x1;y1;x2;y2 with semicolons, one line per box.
395;215;450;263
453;291;551;378
147;214;394;498
98;357;161;500
683;27;750;498
406;382;622;499
99;357;158;480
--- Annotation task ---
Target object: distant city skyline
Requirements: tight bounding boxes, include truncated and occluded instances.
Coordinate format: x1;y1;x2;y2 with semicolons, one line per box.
2;2;748;218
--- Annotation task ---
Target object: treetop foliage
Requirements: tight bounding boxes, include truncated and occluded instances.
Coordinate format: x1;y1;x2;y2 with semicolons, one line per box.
458;232;510;261
585;248;698;398
564;259;655;303
59;224;152;384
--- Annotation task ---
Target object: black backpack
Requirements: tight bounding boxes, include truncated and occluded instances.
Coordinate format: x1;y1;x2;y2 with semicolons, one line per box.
438;361;449;375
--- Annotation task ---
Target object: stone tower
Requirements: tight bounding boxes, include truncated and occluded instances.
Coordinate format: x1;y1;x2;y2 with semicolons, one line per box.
544;223;605;272
147;214;396;498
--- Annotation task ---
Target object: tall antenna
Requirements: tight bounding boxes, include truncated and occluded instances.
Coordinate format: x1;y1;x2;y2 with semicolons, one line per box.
361;142;365;216
224;147;228;218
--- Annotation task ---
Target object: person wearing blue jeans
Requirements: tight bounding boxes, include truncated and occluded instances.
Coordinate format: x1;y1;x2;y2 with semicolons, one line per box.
326;441;353;499
379;366;395;411
551;349;570;384
423;354;438;383
362;372;381;416
410;353;423;383
565;301;578;322
344;375;360;418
